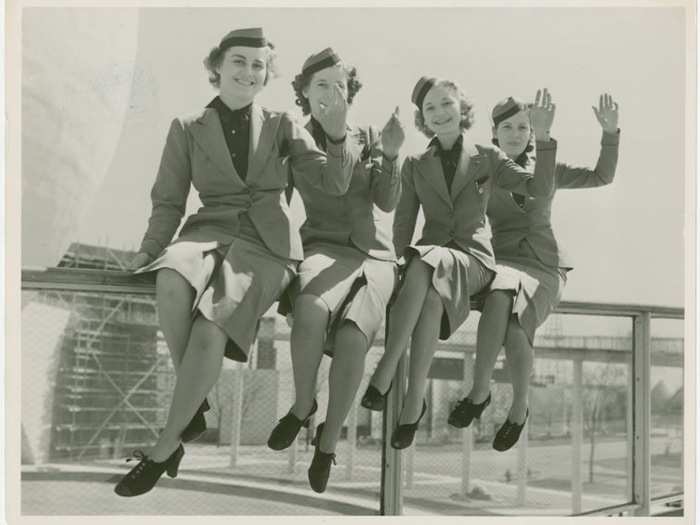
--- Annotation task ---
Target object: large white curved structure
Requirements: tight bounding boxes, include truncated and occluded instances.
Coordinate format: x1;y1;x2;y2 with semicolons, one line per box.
22;8;140;267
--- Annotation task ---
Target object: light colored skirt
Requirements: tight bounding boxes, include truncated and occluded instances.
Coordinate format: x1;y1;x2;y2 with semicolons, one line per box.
403;243;494;340
488;249;568;344
280;242;396;354
136;238;296;362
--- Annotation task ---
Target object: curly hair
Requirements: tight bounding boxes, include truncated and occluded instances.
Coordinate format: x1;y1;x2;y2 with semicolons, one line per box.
291;63;362;116
413;80;475;138
203;41;279;89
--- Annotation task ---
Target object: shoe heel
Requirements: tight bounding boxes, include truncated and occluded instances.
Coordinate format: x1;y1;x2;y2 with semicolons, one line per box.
166;445;184;478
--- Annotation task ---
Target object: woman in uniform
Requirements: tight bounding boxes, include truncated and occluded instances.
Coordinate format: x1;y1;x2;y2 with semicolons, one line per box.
448;94;620;451
266;48;405;493
114;28;360;497
361;77;557;450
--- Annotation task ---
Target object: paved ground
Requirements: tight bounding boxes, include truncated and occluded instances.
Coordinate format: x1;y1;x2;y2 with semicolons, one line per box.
20;436;683;516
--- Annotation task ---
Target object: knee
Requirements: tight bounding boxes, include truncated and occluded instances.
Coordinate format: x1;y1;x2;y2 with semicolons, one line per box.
404;258;431;288
292;294;330;333
485;290;513;311
187;320;227;357
504;318;530;357
334;323;369;359
156;269;192;301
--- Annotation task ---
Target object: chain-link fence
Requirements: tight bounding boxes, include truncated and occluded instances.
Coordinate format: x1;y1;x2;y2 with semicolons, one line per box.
20;278;684;516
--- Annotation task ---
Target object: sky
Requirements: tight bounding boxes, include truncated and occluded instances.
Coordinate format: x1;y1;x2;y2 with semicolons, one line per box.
22;6;688;324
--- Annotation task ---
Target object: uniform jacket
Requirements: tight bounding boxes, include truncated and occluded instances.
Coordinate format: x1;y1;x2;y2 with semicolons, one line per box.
394;133;557;270
139;103;359;261
488;130;620;269
289;122;401;262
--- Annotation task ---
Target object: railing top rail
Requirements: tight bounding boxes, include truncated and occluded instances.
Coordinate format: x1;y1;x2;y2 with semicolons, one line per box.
21;267;684;319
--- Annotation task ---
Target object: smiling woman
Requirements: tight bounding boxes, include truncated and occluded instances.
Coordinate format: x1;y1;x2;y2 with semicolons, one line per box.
112;27;363;498
361;78;558;450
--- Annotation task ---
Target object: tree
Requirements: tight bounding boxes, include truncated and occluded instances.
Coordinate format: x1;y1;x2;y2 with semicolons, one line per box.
581;362;627;483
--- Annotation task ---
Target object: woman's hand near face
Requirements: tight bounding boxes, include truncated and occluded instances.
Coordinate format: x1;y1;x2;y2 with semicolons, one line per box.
529;88;556;141
381;106;405;159
593;93;619;134
315;84;349;141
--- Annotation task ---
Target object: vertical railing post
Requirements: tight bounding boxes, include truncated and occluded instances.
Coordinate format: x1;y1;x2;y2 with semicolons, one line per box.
626;352;634;501
461;352;474;496
572;357;583;514
405;441;415;489
517;419;528;505
633;312;652;516
346;396;358;480
229;364;244;468
381;353;406;515
287;432;297;474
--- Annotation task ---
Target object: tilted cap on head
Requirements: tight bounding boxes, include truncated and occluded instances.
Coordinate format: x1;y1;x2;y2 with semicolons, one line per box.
491;96;529;128
219;27;269;49
411;76;438;108
302;47;342;76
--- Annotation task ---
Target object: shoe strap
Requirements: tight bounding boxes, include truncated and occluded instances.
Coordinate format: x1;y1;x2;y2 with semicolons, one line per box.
126;449;147;463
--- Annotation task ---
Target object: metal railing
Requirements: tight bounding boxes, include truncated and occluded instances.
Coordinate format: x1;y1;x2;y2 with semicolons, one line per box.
21;267;684;516
379;296;683;516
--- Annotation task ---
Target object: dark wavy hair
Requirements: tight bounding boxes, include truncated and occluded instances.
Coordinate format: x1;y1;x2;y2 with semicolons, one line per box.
203;40;279;88
413;79;475;138
291;63;362;116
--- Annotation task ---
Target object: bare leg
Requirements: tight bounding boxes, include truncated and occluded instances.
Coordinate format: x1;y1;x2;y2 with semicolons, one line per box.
503;318;533;424
400;288;442;424
468;291;514;403
155;269;197;373
319;323;369;453
149;316;227;461
369;259;433;393
289;294;330;418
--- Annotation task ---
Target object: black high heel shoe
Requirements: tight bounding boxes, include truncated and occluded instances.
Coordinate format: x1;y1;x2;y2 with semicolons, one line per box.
114;444;184;497
308;422;335;493
360;383;391;411
493;408;529;452
391;400;427;450
181;399;210;443
267;399;318;450
447;392;491;429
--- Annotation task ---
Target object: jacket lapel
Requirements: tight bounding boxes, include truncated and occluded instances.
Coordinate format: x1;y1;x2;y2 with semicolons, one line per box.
415;145;452;207
247;104;281;182
191;108;245;185
451;139;482;199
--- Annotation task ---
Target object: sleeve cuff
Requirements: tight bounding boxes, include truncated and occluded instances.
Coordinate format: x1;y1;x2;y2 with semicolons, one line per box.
326;133;346;145
602;129;620;145
325;138;347;158
139;239;163;259
535;138;557;151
